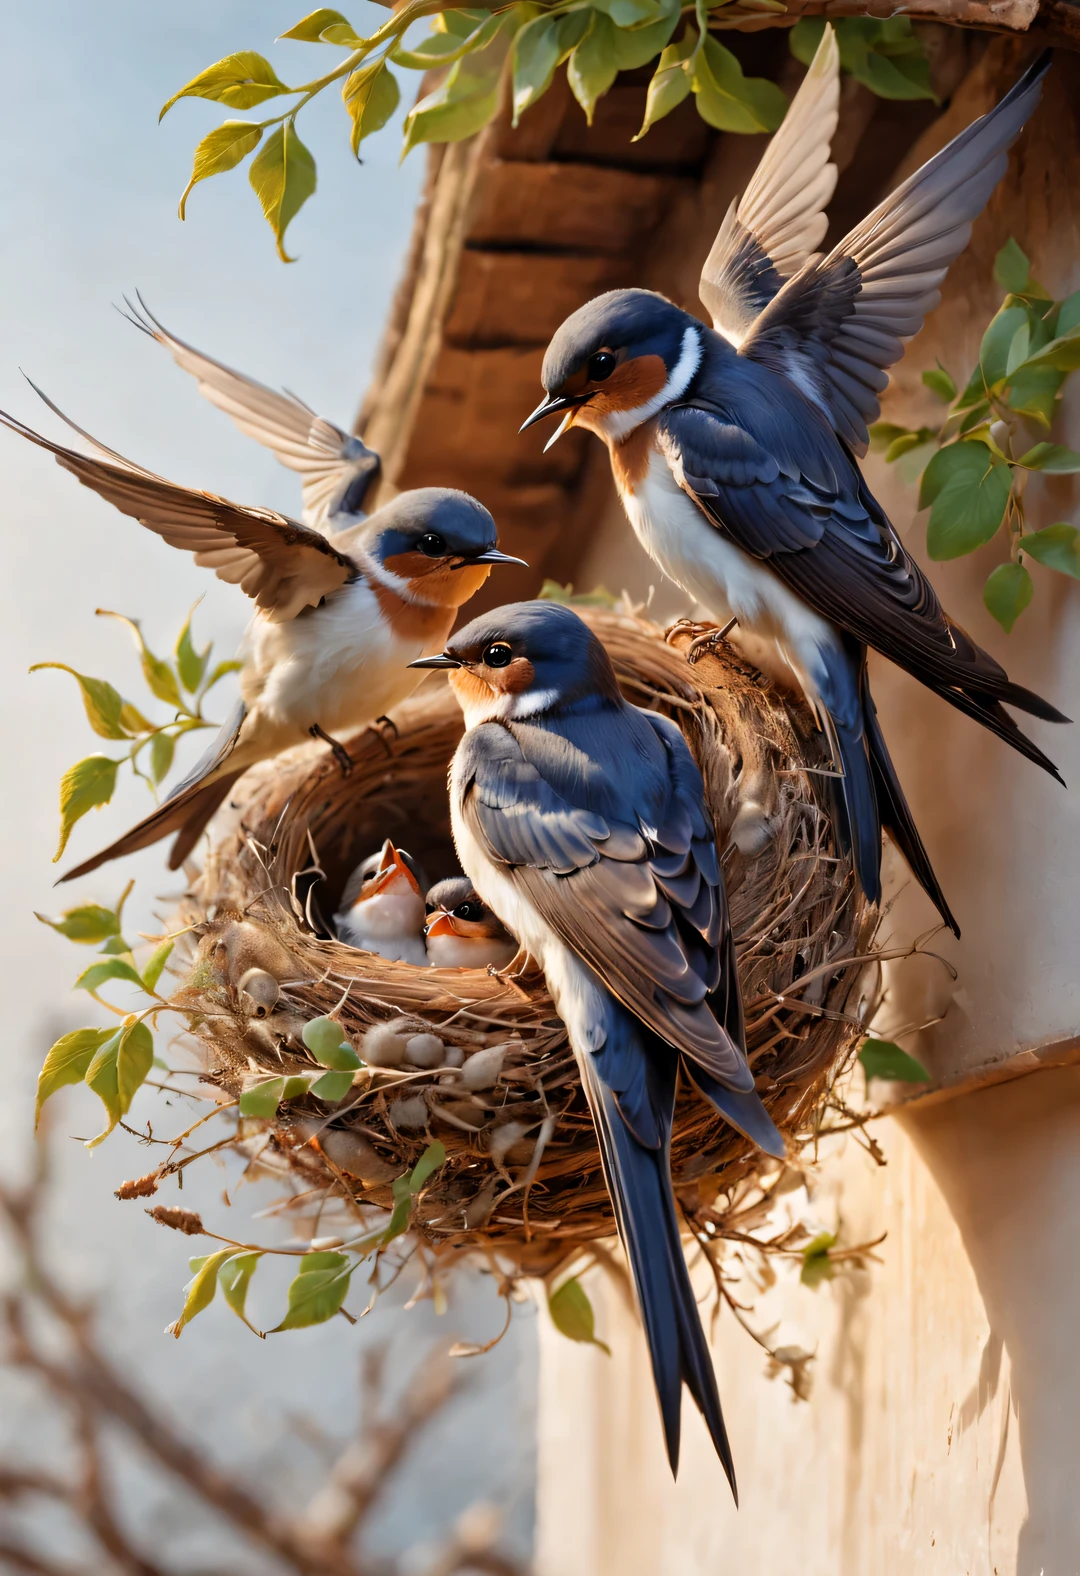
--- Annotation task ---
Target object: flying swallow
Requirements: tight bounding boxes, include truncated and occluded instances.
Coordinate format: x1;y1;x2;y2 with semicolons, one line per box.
522;38;1065;937
120;294;382;533
424;876;519;970
0;400;524;881
412;600;785;1486
335;841;429;964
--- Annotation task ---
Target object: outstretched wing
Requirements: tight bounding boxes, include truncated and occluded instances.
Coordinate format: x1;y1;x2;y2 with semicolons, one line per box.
699;24;840;348
123;296;381;528
740;53;1050;454
0;404;353;622
456;715;752;1088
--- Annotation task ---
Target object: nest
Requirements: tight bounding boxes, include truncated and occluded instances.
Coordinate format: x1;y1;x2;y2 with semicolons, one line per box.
171;610;877;1280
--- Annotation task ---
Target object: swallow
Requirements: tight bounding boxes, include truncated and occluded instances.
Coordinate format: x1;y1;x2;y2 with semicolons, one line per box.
335;841;429;964
0;400;524;881
424;876;518;970
120;295;382;534
411;600;785;1486
522;37;1065;937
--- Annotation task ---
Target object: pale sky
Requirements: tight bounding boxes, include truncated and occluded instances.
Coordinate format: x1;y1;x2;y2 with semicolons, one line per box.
0;8;534;1564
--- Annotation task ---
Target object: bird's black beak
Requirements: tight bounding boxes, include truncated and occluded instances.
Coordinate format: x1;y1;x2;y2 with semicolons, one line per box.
472;547;529;566
519;391;584;433
408;653;463;670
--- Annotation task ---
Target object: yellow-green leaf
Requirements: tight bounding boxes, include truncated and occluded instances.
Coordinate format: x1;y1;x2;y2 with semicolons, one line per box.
97;611;182;709
161;51;293;119
84;1021;155;1147
342;60;401;158
119;701;155;735
548;1276;610;1353
149;730;176;786
635;26;696;139
1020;522;1080;580
568;13;619;127
401;17;513;157
612;7;679;71
54;755;120;862
174;601;207;694
994;237;1030;296
800;1230;837;1289
512;13;567;125
179;122;262;220
281;8;366;46
249;122;317;263
921;365;956;403
142;938;175;995
36;1027;116;1126
693;37;787;134
392;12;499;70
35;904;119;945
30;663;130;740
169;1248;237;1337
203;658;243;694
73;958;145;994
240;1077;285;1118
272;1251;354;1331
310;1069;355;1101
980;305;1034;388
983;562;1033;633
1016;442;1080;474
219;1252;263;1333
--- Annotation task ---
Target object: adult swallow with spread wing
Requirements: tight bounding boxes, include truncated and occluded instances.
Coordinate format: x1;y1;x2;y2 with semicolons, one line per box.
335;842;429;964
121;295;382;534
523;37;1066;936
1;402;523;881
424;877;519;970
411;600;784;1485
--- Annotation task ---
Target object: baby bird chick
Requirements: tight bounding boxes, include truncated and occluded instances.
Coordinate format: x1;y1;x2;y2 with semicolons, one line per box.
335;842;427;964
424;877;518;970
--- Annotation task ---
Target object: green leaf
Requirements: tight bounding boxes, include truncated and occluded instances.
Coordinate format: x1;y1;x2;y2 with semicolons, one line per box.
982;562;1033;633
980;305;1030;389
868;422;912;451
239;1077;285;1118
54;755;120;863
512;13;566;125
302;1015;361;1067
311;1069;356;1101
161;51;293;119
1056;290;1080;340
401;17;512;157
98;936;133;956
84;1021;155;1147
1012;324;1080;375
98;611;183;710
858;1038;930;1083
342;60;401;157
920;441;1011;561
29;663;130;740
1020;522;1080;580
592;0;668;25
921;365;956;403
273;1251;354;1330
994;237;1030;296
282;1075;314;1100
281;8;366;46
568;13;619;126
119;701;155;735
149;730;176;786
202;658;243;694
179;122;263;220
142;938;175;995
788;17;826;65
548;1276;611;1353
381;1141;446;1244
35;904;119;945
170;1248;236;1337
791;16;931;100
612;6;679;69
249;122;317;264
635;26;695;138
174;601;209;693
693;37;787;134
218;1252;263;1333
1016;442;1080;474
884;429;931;463
36;1027;116;1125
800;1230;837;1289
73;958;145;994
410;1140;446;1192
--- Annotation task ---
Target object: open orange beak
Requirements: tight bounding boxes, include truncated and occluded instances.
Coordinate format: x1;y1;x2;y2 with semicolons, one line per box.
425;909;458;939
369;840;421;897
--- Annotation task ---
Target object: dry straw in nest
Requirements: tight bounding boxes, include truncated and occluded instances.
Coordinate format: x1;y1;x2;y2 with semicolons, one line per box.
169;609;878;1284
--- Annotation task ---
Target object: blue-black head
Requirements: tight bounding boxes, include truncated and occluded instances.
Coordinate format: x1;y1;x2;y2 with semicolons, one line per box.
360;488;526;608
521;290;702;449
409;599;622;723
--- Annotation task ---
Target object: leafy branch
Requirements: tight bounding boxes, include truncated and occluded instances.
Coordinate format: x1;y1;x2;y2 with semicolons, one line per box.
162;5;932;258
872;238;1080;632
32;600;240;862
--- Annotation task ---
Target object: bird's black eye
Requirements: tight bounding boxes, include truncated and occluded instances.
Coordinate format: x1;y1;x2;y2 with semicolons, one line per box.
418;532;447;558
587;350;616;383
453;902;479;921
483;642;513;668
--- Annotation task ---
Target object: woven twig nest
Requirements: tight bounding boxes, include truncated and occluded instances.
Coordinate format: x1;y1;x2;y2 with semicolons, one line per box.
171;610;877;1280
